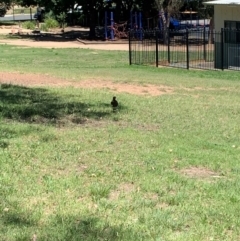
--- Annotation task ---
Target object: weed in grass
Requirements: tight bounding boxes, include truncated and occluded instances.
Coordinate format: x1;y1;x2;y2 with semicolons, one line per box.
0;140;8;148
90;183;111;201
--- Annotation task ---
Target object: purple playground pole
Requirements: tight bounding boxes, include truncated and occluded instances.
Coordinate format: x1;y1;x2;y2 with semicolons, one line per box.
130;11;133;29
135;12;138;29
111;11;114;40
139;12;142;40
159;11;161;29
139;12;142;29
105;11;108;40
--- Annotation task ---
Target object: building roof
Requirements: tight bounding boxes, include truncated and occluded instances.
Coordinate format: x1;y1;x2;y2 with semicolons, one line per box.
204;0;240;5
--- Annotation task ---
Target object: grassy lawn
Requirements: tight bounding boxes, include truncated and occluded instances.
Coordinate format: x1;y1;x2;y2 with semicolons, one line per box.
0;44;240;241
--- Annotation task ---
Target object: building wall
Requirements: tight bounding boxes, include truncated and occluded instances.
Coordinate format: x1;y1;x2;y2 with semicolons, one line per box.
215;5;240;31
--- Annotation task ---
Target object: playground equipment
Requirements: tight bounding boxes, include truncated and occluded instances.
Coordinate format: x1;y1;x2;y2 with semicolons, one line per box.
103;10;130;40
104;11;114;40
130;11;143;40
130;11;142;30
113;21;128;39
102;10;145;40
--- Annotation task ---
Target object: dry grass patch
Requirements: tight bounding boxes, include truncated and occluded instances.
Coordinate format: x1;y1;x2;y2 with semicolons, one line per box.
155;202;170;209
109;182;136;201
0;72;173;96
180;166;221;179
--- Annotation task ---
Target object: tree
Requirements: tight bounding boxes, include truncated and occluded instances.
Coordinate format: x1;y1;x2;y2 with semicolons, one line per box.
0;0;12;9
0;2;7;16
10;0;148;38
154;0;184;44
155;0;184;28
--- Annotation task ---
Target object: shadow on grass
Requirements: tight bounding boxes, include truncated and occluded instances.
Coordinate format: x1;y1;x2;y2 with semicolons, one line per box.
7;29;107;42
5;27;127;42
39;215;139;241
0;119;20;149
2;211;139;241
0;84;115;125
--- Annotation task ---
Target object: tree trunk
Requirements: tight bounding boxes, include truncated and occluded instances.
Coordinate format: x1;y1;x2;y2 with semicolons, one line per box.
163;14;170;45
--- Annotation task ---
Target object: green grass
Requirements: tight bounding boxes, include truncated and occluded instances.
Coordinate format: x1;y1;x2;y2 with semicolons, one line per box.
0;44;240;241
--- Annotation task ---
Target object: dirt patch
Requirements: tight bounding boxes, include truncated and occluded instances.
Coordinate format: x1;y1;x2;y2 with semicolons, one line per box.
144;192;159;201
155;202;169;209
180;166;221;179
78;80;173;96
0;72;173;96
0;37;129;50
109;182;136;201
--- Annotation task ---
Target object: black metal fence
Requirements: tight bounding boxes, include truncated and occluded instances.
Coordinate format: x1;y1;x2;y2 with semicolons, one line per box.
129;28;240;71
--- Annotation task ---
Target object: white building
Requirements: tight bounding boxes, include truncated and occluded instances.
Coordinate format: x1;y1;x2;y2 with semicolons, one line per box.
204;0;240;32
204;0;240;69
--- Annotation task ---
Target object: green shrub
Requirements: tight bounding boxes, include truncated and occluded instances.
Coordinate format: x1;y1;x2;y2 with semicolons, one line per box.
44;18;59;29
57;12;67;29
22;21;35;30
44;10;55;20
40;23;48;32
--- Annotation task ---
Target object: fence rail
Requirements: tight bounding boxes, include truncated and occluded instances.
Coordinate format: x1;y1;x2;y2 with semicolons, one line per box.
129;28;240;71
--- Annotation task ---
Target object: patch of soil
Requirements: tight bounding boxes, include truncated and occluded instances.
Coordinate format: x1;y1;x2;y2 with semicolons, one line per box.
0;72;173;96
109;182;136;201
155;202;169;209
78;80;173;96
144;192;159;201
180;166;221;179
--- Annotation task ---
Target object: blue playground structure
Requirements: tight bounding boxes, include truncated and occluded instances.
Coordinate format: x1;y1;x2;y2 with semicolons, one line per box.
130;11;143;40
104;11;114;40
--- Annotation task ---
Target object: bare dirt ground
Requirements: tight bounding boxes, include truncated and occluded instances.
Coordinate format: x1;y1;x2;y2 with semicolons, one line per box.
180;167;222;180
0;26;129;50
0;26;173;96
0;38;129;50
0;72;173;96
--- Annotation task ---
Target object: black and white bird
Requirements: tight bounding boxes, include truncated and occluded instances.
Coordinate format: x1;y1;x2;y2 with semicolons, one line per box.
111;96;118;111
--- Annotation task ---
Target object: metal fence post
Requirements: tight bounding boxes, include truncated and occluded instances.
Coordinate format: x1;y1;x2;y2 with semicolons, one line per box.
167;28;170;63
203;26;206;61
156;30;159;67
129;30;132;65
30;7;32;21
186;28;189;70
221;28;224;71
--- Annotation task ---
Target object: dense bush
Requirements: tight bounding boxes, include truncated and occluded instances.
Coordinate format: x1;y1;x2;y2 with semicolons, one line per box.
57;12;67;29
44;18;59;29
22;21;35;30
44;10;56;20
0;4;7;17
40;23;48;32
